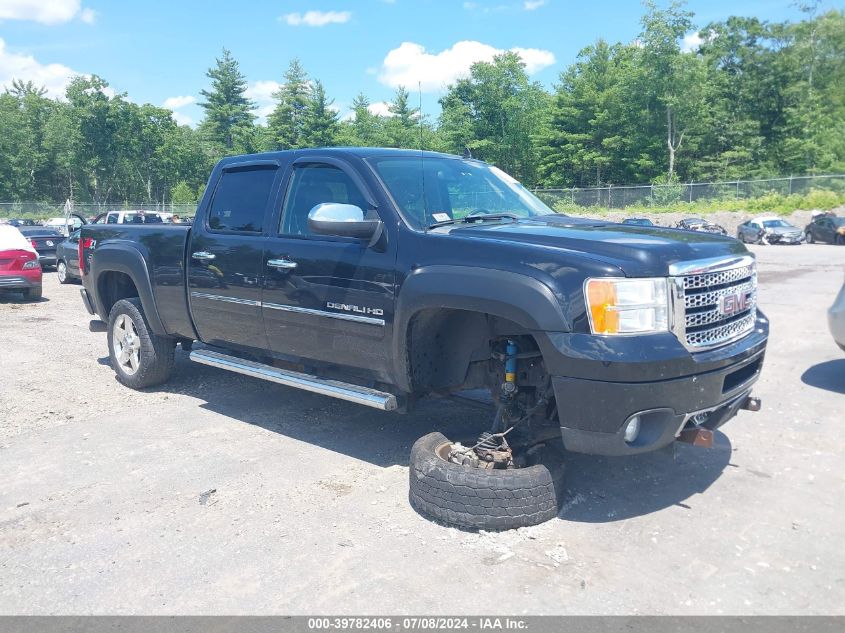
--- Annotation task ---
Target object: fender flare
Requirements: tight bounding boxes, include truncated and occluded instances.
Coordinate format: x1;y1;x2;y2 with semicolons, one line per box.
392;265;569;392
90;244;168;336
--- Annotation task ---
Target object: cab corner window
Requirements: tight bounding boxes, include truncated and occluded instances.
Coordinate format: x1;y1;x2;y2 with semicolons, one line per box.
208;166;277;233
280;164;369;237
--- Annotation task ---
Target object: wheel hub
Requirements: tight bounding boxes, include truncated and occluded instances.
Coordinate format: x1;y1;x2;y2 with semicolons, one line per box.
112;314;141;375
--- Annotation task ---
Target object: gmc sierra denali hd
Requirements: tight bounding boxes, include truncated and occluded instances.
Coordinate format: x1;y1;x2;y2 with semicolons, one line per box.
78;148;768;530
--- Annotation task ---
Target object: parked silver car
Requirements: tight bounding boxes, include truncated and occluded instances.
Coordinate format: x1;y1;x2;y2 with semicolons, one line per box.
830;277;845;351
737;216;804;245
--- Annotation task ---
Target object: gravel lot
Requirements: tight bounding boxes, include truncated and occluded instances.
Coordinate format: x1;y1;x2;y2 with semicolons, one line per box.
1;244;843;614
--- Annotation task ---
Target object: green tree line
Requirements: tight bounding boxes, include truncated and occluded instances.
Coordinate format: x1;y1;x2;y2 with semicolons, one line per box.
1;1;843;206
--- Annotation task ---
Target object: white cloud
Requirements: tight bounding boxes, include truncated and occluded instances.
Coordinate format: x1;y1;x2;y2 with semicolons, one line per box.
378;40;556;92
0;37;82;98
281;10;351;27
245;80;282;122
0;0;95;25
171;111;194;127
681;32;703;53
368;101;393;117
162;95;195;110
681;30;715;53
523;0;546;9
510;47;556;73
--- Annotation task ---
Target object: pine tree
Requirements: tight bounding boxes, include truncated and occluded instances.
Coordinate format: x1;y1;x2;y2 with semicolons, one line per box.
198;48;255;151
349;92;384;146
268;58;311;149
385;86;419;148
302;80;339;147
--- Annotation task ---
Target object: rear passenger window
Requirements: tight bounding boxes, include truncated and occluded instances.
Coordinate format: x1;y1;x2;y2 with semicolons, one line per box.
208;166;277;233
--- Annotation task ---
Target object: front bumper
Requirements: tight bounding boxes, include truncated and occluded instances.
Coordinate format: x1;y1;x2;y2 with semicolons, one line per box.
541;314;768;456
768;233;804;244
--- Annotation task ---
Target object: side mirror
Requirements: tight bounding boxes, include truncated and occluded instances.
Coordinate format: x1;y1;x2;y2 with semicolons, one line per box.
308;203;382;240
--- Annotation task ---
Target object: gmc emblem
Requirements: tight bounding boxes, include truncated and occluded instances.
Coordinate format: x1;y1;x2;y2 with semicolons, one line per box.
719;292;750;316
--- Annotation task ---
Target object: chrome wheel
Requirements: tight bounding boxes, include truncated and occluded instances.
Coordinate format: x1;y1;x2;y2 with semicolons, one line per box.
112;313;141;375
57;261;67;283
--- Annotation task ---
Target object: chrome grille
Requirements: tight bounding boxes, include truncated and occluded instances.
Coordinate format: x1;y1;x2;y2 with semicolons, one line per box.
673;259;757;350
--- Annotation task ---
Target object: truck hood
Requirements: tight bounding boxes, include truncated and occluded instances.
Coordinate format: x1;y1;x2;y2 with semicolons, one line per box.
448;214;748;277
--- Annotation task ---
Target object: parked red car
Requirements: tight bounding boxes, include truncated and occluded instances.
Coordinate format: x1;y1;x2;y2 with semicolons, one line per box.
0;225;43;301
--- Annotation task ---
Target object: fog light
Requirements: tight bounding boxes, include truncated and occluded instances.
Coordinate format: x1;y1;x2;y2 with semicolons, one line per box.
624;416;641;443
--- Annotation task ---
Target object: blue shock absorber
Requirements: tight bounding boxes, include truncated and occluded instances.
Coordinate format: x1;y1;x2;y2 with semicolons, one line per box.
505;339;518;385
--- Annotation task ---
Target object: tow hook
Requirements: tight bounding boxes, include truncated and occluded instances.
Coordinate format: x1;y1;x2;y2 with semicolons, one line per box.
741;395;762;412
677;427;714;448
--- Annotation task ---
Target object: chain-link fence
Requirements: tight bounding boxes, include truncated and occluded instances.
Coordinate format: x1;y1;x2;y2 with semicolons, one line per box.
533;174;845;211
0;202;198;220
3;174;845;219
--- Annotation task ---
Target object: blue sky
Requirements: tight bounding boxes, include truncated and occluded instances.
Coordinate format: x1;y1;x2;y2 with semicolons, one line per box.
0;0;838;126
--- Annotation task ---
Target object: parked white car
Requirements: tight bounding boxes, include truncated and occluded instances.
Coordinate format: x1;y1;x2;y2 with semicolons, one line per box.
42;215;86;236
92;210;172;225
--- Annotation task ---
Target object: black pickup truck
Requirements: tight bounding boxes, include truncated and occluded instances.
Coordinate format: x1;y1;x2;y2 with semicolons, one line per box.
78;148;768;530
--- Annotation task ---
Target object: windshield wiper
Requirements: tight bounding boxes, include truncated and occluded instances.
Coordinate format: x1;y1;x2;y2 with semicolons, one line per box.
463;212;520;223
427;212;521;229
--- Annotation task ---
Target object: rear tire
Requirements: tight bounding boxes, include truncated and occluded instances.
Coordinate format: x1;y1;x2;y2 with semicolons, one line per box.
57;260;69;284
24;286;42;301
409;431;565;531
836;235;844;246
107;298;175;389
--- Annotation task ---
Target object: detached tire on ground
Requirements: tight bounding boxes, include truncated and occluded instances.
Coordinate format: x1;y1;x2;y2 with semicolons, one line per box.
107;298;175;389
409;432;566;531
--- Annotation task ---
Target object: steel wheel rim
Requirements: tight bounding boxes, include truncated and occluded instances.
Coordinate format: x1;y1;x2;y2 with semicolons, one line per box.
112;314;141;375
57;262;66;282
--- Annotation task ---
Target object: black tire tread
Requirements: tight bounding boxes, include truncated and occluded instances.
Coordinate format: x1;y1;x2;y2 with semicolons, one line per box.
107;298;174;389
25;285;42;301
409;432;565;531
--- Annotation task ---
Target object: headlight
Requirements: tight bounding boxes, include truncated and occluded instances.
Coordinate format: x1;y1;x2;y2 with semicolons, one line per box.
584;277;669;335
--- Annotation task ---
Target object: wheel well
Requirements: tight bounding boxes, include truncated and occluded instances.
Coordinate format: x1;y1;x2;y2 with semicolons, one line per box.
98;271;139;316
405;308;540;394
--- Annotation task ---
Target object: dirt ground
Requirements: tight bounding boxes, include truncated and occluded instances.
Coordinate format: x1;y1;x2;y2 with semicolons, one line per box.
0;243;844;614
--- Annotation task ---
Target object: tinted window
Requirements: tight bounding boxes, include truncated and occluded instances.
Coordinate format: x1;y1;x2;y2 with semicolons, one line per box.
208;166;277;233
280;164;369;236
107;214;118;224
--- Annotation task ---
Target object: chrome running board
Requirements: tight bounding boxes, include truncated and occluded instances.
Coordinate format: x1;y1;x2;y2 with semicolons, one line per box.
189;349;398;411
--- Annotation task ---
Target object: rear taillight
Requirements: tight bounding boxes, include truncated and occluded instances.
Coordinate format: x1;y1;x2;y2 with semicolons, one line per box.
22;259;40;270
78;237;94;273
30;240;38;249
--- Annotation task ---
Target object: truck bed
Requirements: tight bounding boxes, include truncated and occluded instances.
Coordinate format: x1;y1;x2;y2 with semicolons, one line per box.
81;223;194;338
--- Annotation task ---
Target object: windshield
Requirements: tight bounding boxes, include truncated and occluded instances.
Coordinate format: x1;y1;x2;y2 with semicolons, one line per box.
762;219;792;228
368;156;553;229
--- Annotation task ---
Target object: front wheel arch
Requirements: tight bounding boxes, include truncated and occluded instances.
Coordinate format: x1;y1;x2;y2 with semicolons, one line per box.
392;266;570;393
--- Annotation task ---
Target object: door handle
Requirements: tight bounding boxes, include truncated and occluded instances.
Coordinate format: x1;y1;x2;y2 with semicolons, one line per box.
192;251;216;261
267;258;298;270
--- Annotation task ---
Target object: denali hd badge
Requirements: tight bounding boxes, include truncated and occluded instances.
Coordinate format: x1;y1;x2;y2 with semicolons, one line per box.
327;301;384;316
719;291;750;316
